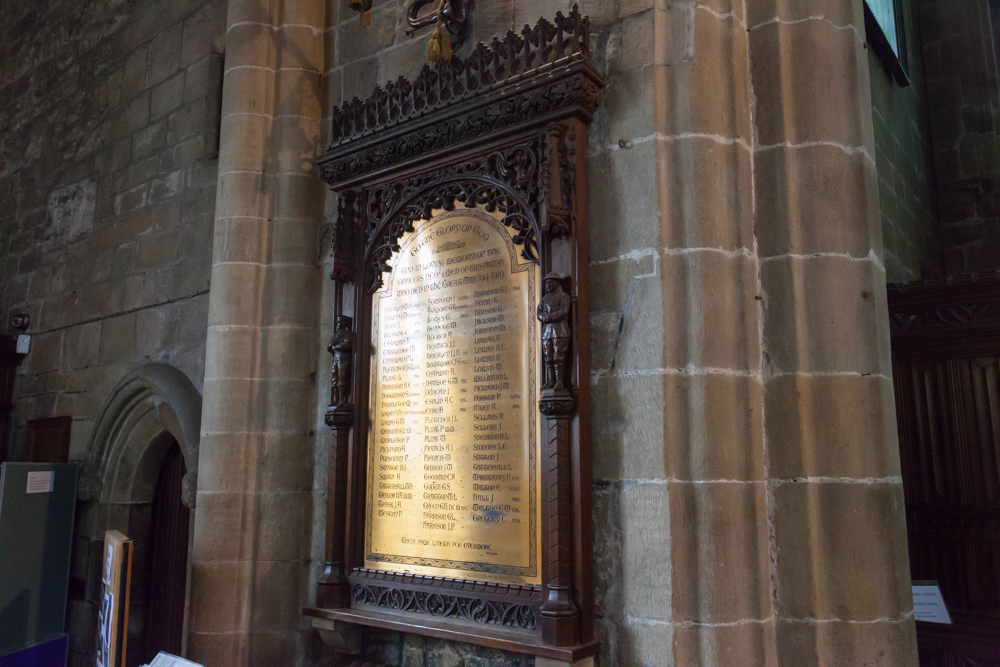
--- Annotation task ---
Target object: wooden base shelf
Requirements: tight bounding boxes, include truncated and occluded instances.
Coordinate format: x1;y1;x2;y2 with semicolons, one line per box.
303;607;599;662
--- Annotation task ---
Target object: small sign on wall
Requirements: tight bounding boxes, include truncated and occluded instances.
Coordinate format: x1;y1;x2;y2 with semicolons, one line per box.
912;581;952;624
25;471;54;494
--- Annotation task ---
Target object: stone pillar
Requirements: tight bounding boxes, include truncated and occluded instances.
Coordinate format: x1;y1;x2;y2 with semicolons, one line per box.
589;2;773;664
652;3;775;665
748;0;916;663
188;0;325;663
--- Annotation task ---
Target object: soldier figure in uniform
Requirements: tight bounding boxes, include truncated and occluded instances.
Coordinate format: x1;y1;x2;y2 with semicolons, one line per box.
329;316;354;407
536;272;571;390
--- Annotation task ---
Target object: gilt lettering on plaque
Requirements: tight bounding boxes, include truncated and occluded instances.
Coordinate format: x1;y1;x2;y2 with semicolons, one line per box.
365;209;540;584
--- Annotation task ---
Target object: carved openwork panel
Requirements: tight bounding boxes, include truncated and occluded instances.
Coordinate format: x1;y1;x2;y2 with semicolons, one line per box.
308;6;601;660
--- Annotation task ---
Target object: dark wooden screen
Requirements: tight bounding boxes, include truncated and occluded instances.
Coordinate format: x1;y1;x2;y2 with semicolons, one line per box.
134;442;190;664
25;416;72;463
888;273;1000;666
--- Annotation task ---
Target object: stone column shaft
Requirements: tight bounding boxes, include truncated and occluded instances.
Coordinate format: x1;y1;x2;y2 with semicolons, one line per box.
189;1;325;664
748;0;916;663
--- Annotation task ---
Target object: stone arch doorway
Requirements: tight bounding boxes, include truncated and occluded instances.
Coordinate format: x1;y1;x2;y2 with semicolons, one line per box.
77;363;201;664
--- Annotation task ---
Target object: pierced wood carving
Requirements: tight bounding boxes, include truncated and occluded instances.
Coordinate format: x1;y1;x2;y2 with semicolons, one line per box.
310;6;601;659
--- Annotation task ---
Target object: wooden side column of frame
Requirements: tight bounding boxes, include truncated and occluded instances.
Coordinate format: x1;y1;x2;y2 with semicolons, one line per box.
538;390;580;645
537;120;584;646
317;191;362;608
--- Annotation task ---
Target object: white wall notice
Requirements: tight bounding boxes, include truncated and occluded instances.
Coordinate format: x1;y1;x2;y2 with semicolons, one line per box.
912;583;952;624
26;470;54;494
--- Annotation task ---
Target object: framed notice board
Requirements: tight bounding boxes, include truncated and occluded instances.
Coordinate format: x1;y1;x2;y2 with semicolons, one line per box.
306;6;602;662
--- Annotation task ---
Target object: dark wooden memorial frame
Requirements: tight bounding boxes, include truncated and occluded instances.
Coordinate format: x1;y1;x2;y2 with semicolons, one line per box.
304;7;602;661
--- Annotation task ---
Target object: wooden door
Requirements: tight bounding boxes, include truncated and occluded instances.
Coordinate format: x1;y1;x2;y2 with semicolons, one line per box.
0;336;25;462
888;275;1000;666
25;416;72;463
136;442;190;662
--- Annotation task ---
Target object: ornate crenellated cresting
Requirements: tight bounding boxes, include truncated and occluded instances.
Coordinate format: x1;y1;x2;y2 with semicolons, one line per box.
307;6;602;662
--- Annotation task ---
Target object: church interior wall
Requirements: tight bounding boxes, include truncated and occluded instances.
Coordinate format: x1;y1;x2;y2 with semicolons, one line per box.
868;0;945;283
0;1;226;664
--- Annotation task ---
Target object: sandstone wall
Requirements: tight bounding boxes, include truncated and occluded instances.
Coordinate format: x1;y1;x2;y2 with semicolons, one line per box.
0;0;224;461
917;0;1000;274
0;1;226;664
317;1;916;665
868;0;944;283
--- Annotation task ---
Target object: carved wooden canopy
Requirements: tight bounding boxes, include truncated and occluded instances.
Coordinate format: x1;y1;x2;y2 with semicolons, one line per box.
308;6;603;661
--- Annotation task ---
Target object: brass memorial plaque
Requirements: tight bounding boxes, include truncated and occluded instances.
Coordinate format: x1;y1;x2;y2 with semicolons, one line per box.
365;208;540;584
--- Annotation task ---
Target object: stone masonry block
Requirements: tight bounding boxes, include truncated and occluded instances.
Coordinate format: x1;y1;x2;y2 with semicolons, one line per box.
150;73;185;120
125;92;150;132
30;331;63;373
654;9;751;142
379;35;432;87
254;492;310;561
167;100;207;146
775;617;918;667
612;271;665;372
656;137;754;252
592;374;666;481
136;230;179;269
122;46;149;95
766;374;901;480
472;0;514;44
224;22;276;73
590;252;655;312
192;491;254;562
617;619;673;667
761;256;889;375
260;433;313;494
188;560;251;634
125;272;157;311
150;170;185;202
658;251;760;372
664;373;765;481
280;25;324;74
271;172;324;222
62;321;101;371
750;19;865;147
99;313;136;364
755;145;881;258
146;23;182;87
135;305;172;357
338;6;395;63
275;68;323;121
588;142;659;262
669;481;771;623
673;619;777;667
216;172;267;220
600;67;654;147
774;482;912;621
132;120;167;160
180;3;226;68
620;481;671;622
342;56;379;102
212;217;266;264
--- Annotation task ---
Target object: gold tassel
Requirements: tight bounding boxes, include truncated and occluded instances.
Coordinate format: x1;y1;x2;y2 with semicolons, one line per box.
360;10;372;26
426;0;452;65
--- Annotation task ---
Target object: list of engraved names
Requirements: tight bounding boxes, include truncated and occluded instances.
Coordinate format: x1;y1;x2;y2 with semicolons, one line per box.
365;210;539;583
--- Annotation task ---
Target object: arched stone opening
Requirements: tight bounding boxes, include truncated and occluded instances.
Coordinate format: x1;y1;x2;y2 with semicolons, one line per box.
73;363;201;664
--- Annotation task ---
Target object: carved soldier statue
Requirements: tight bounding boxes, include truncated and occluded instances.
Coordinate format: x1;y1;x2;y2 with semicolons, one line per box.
329;316;354;407
537;272;571;390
